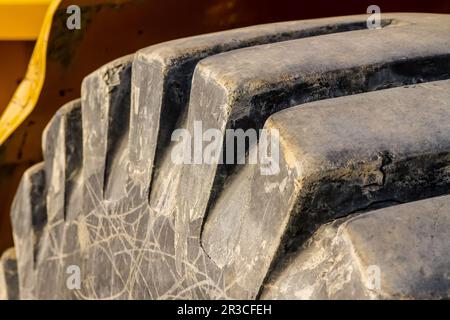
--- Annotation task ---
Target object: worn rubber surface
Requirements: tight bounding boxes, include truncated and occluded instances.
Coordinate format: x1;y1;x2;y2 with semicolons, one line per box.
261;194;450;299
5;13;450;299
0;248;18;300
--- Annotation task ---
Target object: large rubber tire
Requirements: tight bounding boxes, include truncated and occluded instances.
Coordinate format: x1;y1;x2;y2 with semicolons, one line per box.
5;13;450;299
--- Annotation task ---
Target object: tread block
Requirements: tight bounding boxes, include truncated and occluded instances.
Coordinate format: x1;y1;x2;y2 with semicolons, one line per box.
172;15;450;293
43;99;82;222
181;13;450;221
202;80;450;298
0;248;18;300
10;163;46;299
261;194;450;299
81;55;133;206
129;15;384;196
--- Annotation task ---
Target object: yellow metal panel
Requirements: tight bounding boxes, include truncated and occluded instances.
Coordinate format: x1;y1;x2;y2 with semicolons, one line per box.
0;0;52;40
0;0;51;3
0;0;60;145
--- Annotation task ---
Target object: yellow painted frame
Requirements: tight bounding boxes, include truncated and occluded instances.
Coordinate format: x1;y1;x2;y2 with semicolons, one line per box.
0;0;60;145
0;0;52;40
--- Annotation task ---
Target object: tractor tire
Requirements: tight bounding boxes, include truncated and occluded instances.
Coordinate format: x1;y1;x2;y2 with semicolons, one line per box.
5;13;450;299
